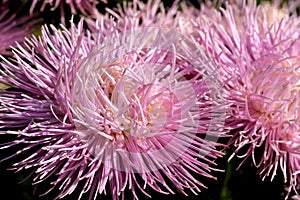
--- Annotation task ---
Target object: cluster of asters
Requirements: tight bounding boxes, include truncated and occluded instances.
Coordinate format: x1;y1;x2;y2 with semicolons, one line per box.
0;0;300;199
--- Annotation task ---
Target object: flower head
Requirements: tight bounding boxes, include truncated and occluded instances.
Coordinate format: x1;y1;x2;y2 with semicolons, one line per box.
0;6;226;200
189;0;300;197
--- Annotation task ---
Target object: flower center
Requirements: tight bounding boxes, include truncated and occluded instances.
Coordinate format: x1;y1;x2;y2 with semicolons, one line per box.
249;56;300;120
97;60;182;152
100;62;126;99
247;55;300;151
125;83;180;137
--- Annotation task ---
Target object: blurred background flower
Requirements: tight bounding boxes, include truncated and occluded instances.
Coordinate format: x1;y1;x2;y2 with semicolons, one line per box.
0;0;37;56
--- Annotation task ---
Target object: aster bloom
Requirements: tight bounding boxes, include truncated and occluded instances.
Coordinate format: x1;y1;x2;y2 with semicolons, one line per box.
0;6;226;200
188;0;300;197
0;1;37;56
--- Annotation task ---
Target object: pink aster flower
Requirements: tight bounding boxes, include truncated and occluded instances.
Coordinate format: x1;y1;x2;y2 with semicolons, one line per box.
0;1;36;56
0;10;226;200
189;0;300;197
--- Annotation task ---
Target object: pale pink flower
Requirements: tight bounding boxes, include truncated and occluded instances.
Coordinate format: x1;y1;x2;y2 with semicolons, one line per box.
187;0;300;198
0;6;226;199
